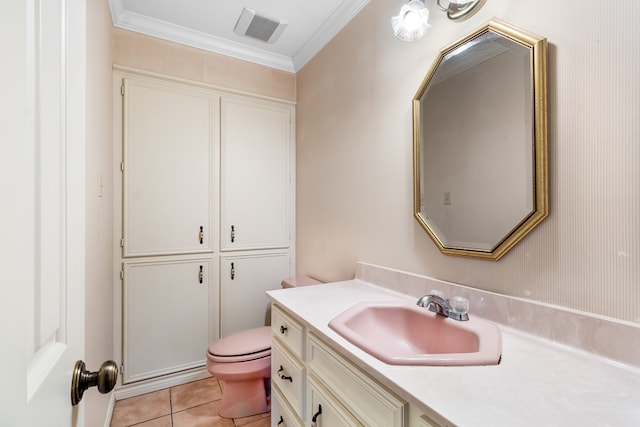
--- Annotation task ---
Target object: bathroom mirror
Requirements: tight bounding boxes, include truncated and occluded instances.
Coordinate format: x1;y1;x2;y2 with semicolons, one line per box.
413;19;548;260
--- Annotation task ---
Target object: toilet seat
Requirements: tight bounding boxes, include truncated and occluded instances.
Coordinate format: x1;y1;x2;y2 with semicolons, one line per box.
207;326;271;363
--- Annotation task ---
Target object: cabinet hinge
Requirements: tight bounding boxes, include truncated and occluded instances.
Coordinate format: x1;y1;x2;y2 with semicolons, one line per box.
120;162;125;172
120;364;124;376
120;85;125;96
120;238;124;247
120;269;124;280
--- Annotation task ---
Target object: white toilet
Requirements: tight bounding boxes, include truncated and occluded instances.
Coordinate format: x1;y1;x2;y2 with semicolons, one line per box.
206;275;321;418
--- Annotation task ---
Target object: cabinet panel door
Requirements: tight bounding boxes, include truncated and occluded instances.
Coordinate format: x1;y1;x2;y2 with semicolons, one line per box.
123;258;211;383
220;98;292;251
307;333;406;427
122;78;217;257
307;375;363;427
220;252;289;336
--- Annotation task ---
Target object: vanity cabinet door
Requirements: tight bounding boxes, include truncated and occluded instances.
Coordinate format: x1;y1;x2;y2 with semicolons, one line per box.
121;77;217;257
307;375;363;427
220;251;289;336
122;257;212;383
307;333;407;427
220;96;292;251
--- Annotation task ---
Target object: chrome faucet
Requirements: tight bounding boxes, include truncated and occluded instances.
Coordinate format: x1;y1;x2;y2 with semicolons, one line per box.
416;294;469;321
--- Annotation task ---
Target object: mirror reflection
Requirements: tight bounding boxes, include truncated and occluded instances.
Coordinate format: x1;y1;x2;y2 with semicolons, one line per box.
413;19;548;260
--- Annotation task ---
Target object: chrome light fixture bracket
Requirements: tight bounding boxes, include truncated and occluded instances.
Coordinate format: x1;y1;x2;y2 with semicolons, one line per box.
437;0;487;21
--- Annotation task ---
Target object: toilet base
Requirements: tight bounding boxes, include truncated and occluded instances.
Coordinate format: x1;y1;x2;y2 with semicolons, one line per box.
218;378;271;419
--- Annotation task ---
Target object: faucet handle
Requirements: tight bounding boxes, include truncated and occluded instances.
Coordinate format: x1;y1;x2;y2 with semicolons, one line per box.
449;296;469;321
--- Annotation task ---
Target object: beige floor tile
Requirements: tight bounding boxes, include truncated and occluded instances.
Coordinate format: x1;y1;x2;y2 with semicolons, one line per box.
172;401;235;427
132;415;173;427
234;412;271;427
110;389;171;427
170;377;223;412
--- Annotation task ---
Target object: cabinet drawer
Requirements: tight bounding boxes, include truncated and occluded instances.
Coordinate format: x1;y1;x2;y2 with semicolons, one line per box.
307;374;363;427
271;387;303;427
307;333;406;427
272;341;305;419
272;305;304;358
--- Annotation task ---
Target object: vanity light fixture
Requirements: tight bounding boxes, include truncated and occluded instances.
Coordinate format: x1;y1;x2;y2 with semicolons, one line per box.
391;0;430;42
392;0;486;41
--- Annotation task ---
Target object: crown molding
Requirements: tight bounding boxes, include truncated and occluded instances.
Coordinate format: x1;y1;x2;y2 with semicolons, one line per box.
109;0;370;73
292;0;370;71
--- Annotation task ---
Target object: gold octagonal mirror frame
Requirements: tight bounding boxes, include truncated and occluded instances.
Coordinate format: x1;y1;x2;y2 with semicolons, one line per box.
413;19;548;260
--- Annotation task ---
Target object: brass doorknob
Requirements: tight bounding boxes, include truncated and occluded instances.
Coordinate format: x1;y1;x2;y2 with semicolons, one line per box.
71;360;118;405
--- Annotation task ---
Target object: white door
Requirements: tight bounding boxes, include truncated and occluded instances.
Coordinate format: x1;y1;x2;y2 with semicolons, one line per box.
1;0;87;426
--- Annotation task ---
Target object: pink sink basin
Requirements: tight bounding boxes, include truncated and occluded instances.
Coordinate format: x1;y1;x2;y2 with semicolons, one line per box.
328;301;502;366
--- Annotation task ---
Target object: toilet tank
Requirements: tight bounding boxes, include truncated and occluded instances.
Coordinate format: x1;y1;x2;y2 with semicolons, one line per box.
281;275;322;289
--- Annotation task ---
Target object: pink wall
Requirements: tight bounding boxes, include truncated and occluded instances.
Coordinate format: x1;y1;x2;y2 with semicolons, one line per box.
85;0;114;425
112;28;296;102
296;0;640;323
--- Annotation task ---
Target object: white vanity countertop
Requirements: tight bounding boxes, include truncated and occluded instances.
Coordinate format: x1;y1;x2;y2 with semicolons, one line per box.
267;279;640;427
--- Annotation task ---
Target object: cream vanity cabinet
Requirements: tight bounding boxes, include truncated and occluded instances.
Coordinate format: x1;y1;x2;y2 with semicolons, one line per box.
114;69;294;386
270;305;413;427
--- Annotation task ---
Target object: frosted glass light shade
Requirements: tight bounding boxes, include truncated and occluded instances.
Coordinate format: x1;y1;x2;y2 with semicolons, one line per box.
391;0;430;41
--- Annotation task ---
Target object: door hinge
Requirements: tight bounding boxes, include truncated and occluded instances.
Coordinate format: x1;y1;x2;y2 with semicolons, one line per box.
120;85;125;96
120;162;125;172
120;269;124;280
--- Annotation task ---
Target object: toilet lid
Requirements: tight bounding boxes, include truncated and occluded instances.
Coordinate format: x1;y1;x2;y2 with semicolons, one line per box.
208;326;271;361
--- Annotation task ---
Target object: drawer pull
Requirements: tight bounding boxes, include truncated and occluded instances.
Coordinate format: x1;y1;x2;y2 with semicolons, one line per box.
199;226;204;244
198;265;203;284
277;365;293;383
230;225;235;243
311;404;322;425
277;416;284;425
280;325;288;334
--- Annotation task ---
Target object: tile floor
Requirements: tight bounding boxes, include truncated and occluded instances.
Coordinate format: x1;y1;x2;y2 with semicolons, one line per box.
110;377;270;427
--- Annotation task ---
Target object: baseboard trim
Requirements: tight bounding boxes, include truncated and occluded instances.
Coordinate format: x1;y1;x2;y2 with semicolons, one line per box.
113;367;211;400
104;393;116;427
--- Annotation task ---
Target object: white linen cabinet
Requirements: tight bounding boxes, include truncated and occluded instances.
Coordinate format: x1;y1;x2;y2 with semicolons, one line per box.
113;69;294;388
219;96;294;337
115;74;218;386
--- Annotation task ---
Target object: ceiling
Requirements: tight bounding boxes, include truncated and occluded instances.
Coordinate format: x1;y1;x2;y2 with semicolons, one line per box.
109;0;371;73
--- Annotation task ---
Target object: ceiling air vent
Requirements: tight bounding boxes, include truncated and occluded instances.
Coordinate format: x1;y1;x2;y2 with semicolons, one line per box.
234;7;287;43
